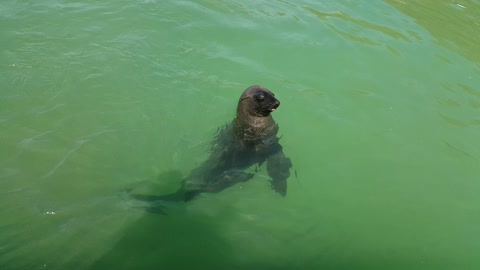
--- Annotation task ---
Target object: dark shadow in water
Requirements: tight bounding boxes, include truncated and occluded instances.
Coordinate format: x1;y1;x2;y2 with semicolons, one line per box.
88;171;302;270
88;168;440;270
88;171;289;270
89;170;231;269
87;204;433;270
88;209;233;270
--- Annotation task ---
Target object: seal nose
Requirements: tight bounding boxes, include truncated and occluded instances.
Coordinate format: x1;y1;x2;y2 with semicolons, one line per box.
273;100;280;109
269;101;280;112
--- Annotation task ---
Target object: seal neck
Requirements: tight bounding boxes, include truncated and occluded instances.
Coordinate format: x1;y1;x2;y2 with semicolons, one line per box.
233;112;277;143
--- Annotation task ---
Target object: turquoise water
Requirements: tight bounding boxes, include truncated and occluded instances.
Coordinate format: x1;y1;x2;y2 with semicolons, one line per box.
1;0;480;269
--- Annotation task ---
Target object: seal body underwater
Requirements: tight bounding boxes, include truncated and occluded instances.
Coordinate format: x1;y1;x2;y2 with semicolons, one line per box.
133;85;292;202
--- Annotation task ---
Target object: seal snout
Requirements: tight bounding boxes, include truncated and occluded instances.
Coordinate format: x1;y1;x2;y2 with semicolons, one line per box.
270;100;280;112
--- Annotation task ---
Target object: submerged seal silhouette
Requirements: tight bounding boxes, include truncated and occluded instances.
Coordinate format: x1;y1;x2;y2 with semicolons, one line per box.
133;85;292;202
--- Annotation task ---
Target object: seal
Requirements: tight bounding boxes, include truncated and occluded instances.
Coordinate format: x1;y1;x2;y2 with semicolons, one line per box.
133;85;292;202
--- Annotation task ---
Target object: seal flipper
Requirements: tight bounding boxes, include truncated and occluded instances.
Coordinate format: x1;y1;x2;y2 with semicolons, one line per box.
182;170;255;200
204;170;255;193
131;170;255;204
128;190;183;215
266;150;292;196
131;188;185;202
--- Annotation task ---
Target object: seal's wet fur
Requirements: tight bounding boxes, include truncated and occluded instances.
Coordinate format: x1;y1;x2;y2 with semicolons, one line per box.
133;85;292;203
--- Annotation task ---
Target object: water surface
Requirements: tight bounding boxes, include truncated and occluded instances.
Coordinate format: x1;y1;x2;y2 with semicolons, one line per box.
1;1;479;269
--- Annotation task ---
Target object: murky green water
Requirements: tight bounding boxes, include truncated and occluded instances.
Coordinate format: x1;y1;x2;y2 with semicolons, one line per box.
1;1;479;269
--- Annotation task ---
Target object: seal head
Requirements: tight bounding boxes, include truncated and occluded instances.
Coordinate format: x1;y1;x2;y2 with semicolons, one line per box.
234;85;280;145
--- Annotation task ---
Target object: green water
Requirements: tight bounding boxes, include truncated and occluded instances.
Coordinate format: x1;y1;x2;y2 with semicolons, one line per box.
1;0;480;269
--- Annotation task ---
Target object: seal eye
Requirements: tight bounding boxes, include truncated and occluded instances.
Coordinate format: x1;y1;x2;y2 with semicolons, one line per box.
256;94;264;101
